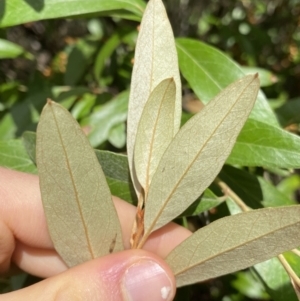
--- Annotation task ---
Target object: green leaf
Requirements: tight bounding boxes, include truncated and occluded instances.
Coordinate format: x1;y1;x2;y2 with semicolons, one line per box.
95;150;137;204
166;205;300;287
22;131;37;164
94;33;122;85
179;189;223;217
127;0;182;194
22;131;136;205
176;38;278;127
36;100;123;267
0;139;37;173
142;75;259;241
242;66;278;87
134;78;176;193
108;123;126;149
83;91;129;147
220;165;295;209
0;0;146;28
0;39;32;59
64;38;99;86
253;257;298;301
227;118;300;169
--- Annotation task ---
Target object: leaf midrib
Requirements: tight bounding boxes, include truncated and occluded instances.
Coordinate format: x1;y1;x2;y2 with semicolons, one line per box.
50;103;95;260
174;217;300;276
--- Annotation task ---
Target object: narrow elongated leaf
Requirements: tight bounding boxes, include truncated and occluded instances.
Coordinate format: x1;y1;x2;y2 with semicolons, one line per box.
176;38;278;126
36;100;123;267
134;78;176;192
227;118;300;169
166;206;300;287
143;75;259;238
0;0;145;27
127;0;182;193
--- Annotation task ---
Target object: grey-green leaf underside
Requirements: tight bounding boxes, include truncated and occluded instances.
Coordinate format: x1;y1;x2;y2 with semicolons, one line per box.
36;100;123;267
143;74;260;240
166;206;300;287
134;78;176;193
127;0;182;194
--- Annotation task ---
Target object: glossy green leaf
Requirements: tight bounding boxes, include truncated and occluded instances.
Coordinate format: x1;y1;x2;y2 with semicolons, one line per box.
179;189;223;217
83;91;129;147
0;0;145;28
227;118;300;169
22;131;37;164
143;75;259;240
127;0;182;194
253;257;298;301
166;206;300;287
176;38;278;126
0;139;37;173
108;122;126;149
231;271;270;300
36;100;123;267
134;78;176;193
242;66;278;87
94;33;122;85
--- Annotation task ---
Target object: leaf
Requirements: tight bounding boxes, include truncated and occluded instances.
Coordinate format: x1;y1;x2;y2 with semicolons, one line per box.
242;66;278;87
0;139;37;173
22;131;136;204
227;118;300;169
64;38;98;86
22;131;37;164
176;38;278;127
0;0;146;27
142;74;259;241
179;189;223;218
253;256;299;301
95;150;137;204
82;91;129;147
127;0;182;194
166;205;300;287
134;78;176;193
108;123;126;149
94;33;122;85
0;38;32;59
36;100;123;267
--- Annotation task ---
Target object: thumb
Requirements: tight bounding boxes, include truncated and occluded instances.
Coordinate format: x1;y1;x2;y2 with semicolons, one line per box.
2;249;176;301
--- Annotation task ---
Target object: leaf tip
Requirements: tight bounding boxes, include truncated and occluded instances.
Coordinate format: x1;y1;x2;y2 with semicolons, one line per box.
46;98;54;105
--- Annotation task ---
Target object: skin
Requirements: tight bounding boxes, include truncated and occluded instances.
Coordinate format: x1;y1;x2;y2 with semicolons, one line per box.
0;167;191;300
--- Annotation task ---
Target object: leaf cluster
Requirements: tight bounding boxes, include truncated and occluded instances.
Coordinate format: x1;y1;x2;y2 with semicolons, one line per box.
1;0;300;300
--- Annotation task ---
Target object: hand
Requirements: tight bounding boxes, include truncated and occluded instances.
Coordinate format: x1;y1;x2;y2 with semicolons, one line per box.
0;167;191;300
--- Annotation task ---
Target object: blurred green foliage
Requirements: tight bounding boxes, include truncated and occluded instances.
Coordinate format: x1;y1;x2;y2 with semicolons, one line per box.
0;0;300;300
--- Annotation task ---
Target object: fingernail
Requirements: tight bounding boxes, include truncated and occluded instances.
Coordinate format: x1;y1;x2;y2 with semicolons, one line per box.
122;260;174;301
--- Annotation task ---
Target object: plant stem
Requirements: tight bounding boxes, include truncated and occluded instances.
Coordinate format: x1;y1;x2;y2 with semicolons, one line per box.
278;254;300;288
292;249;300;257
215;177;250;212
